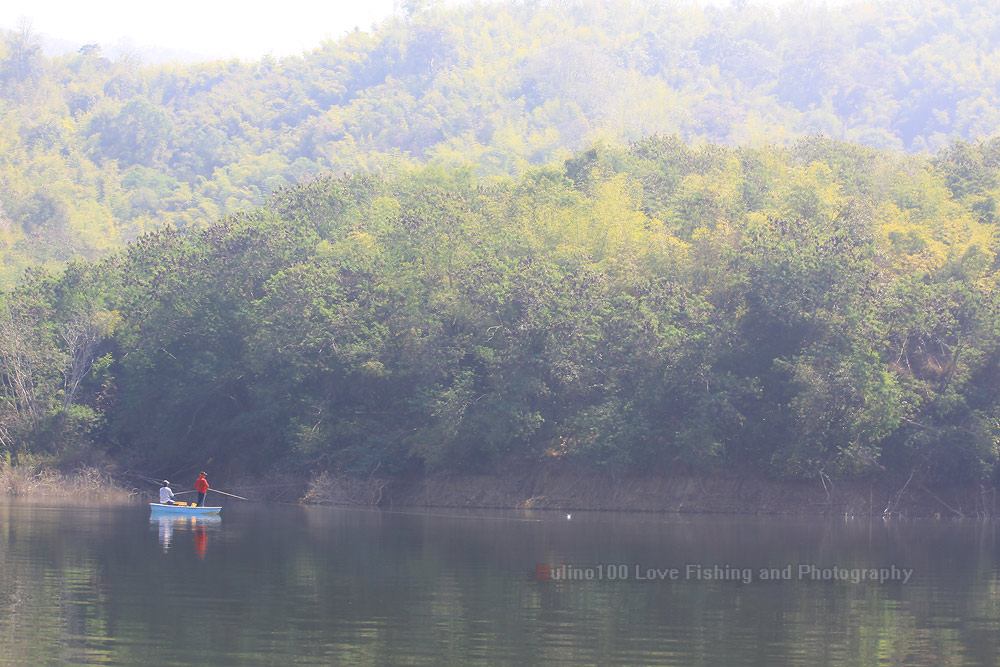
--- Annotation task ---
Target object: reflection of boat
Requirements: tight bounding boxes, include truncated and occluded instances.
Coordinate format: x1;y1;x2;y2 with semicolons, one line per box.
149;503;221;515
148;514;222;531
151;513;222;553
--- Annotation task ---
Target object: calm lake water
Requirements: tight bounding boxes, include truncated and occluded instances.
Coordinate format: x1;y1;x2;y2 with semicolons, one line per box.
1;500;999;666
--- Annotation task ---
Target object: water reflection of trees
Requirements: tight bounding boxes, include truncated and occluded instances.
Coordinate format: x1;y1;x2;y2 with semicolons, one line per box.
1;503;999;664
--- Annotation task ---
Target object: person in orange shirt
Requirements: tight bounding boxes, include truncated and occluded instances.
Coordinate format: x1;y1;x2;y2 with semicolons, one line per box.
194;472;210;507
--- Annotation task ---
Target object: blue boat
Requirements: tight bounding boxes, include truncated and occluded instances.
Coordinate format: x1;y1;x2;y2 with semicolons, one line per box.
149;503;221;515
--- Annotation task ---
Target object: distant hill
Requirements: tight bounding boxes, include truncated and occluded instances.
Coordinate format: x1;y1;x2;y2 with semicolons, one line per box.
38;35;215;65
0;0;998;280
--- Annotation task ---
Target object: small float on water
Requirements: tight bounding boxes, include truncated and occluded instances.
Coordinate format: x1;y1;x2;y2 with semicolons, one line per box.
149;503;221;515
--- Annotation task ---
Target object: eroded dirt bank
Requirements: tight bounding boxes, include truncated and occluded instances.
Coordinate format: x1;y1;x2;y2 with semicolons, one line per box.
302;464;997;518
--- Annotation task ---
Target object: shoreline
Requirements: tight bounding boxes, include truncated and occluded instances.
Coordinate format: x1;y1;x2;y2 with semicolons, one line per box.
303;463;999;519
3;463;994;519
0;465;137;503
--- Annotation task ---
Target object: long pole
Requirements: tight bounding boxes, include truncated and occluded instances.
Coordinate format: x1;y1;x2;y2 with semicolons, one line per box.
209;488;249;501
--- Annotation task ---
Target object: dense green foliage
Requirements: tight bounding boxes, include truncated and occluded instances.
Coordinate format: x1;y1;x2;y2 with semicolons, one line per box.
2;137;999;485
2;0;1000;280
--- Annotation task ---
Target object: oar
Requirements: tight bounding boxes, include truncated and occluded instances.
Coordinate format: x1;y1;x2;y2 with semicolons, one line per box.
209;488;249;501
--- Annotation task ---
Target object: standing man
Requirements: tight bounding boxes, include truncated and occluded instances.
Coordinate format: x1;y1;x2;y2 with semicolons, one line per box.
194;472;210;507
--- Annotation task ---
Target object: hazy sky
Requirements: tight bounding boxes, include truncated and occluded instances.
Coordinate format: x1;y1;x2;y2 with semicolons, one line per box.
0;0;402;60
2;0;848;62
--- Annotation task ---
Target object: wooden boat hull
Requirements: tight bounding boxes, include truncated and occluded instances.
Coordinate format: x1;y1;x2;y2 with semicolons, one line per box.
149;503;221;515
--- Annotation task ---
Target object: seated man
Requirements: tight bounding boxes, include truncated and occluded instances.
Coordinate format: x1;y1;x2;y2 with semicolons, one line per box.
159;480;176;505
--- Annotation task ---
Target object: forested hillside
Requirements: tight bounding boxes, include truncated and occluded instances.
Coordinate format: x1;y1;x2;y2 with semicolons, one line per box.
1;0;999;280
3;137;1000;485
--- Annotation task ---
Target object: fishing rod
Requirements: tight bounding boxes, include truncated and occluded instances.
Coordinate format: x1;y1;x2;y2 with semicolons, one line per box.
170;488;247;500
125;471;165;485
130;471;250;501
209;488;249;501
